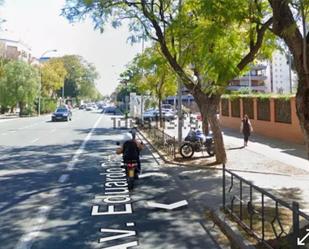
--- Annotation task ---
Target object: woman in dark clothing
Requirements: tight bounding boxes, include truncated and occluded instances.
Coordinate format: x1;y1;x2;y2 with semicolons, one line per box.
240;114;253;147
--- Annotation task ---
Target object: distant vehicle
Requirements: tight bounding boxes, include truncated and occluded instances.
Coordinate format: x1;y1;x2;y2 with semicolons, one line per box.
143;109;157;121
143;109;176;121
161;104;174;110
162;109;176;121
85;104;96;111
103;106;123;115
51;107;72;122
79;104;86;110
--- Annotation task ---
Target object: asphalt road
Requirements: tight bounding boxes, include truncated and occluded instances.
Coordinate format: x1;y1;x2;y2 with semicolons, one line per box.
0;110;222;249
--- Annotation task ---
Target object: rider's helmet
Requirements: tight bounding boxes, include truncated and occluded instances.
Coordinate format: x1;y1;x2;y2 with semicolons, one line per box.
129;128;137;140
123;132;132;141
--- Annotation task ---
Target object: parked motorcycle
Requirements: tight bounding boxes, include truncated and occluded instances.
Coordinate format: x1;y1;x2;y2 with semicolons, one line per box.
180;129;215;158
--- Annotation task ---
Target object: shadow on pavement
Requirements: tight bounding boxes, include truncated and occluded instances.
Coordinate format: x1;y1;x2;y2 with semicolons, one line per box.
222;127;307;160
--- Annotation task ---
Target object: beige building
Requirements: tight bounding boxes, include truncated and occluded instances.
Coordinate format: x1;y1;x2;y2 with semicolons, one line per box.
0;32;33;63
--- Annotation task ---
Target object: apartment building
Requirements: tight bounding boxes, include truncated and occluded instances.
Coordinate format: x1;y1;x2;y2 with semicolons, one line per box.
265;50;297;94
0;32;33;63
228;64;268;92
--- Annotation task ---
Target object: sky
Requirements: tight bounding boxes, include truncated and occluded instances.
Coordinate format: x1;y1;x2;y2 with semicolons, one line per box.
0;0;144;95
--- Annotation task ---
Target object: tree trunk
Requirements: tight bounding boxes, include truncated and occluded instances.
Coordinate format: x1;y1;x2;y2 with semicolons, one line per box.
193;88;226;164
19;102;25;117
296;78;309;159
269;0;309;159
194;98;209;135
158;96;164;128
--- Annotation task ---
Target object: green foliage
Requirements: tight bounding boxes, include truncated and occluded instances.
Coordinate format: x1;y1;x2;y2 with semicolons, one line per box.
41;58;67;97
134;46;177;100
63;0;275;94
60;55;99;99
40;98;58;114
0;60;39;113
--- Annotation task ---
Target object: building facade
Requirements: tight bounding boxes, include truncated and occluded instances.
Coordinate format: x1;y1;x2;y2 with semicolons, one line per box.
265;50;297;94
228;64;268;92
0;32;33;63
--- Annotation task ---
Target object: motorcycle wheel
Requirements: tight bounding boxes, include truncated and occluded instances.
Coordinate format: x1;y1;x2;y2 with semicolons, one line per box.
180;143;195;158
207;148;215;157
127;169;135;191
128;177;134;190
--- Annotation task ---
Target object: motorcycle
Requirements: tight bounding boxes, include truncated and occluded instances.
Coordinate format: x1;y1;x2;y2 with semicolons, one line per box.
124;160;138;191
180;129;215;158
116;141;139;191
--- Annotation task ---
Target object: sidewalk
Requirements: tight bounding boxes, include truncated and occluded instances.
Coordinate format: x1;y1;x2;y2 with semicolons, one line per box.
162;125;309;213
137;134;231;248
0;113;19;122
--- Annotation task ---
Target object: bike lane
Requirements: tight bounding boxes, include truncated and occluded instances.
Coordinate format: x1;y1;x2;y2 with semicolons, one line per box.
90;131;222;249
28;120;222;249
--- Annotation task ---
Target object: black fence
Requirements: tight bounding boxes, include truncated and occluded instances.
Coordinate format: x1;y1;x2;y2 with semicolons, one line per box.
223;164;309;249
139;122;177;160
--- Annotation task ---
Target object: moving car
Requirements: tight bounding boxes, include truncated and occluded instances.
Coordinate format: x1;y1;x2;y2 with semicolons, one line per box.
51;107;72;122
102;106;123;115
85;103;97;111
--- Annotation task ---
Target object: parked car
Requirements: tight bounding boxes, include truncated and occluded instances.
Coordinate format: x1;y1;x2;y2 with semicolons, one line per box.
143;109;176;121
143;109;157;120
51;107;72;122
162;110;176;121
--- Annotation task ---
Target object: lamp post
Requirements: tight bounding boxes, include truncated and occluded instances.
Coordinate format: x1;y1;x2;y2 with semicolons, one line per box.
38;49;57;116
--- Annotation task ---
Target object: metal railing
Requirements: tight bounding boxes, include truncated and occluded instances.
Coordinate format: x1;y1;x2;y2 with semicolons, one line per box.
140;120;177;159
222;164;309;249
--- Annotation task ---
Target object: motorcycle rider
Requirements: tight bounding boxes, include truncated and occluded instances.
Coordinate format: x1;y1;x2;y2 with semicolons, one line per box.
116;129;144;176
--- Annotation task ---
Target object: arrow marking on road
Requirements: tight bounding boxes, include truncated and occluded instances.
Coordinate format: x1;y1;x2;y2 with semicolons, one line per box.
30;138;39;144
15;206;51;249
58;174;69;183
297;229;309;246
139;172;169;178
147;200;188;210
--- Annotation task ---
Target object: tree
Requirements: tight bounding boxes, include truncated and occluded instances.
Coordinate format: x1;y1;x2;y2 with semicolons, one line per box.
61;55;99;100
63;0;273;163
132;46;177;127
41;58;67;98
266;0;309;159
0;60;39;115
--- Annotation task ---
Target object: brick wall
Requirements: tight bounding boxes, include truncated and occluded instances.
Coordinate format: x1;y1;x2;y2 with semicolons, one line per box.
219;97;304;144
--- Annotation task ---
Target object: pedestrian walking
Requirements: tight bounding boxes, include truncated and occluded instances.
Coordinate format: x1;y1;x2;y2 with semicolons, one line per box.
240;114;253;147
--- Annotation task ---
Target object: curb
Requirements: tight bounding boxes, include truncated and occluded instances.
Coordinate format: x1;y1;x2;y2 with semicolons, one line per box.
210;209;256;249
138;128;257;249
138;128;222;170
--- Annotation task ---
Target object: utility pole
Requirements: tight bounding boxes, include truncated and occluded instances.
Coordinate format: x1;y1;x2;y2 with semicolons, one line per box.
140;31;145;126
38;49;57;116
288;52;292;93
177;0;183;143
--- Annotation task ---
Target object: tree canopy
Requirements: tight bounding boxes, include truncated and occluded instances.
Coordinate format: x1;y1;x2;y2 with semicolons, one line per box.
63;0;275;163
0;60;39;114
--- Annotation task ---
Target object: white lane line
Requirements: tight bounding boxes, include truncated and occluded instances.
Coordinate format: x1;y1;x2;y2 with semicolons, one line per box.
15;116;103;249
50;128;56;133
58;174;69;183
67;115;103;171
15;206;51;249
30;138;39;144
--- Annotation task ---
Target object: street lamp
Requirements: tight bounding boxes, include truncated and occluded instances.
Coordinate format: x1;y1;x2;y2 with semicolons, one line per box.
38;49;57;116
